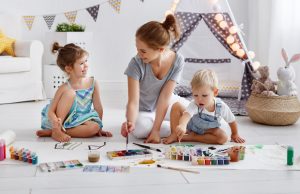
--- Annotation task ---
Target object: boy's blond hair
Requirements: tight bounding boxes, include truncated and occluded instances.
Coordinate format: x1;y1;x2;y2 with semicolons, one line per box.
190;69;218;90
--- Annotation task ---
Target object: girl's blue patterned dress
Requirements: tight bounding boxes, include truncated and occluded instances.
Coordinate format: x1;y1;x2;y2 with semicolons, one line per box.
41;78;103;130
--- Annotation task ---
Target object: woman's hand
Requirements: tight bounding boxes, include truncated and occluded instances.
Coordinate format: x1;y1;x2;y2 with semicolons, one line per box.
145;130;161;144
121;121;135;137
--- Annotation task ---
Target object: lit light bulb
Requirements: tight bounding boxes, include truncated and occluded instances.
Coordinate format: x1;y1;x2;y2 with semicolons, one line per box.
226;35;235;44
165;10;173;16
209;0;219;4
236;49;245;58
231;43;240;51
248;51;256;59
219;21;228;29
229;26;238;34
174;0;180;4
252;61;261;70
214;14;223;22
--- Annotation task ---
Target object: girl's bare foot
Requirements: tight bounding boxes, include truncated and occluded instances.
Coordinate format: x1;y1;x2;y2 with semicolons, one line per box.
51;129;71;142
98;130;113;137
162;134;178;144
36;130;52;137
181;131;197;141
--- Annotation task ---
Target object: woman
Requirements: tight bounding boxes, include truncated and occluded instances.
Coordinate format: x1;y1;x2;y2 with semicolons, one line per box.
121;14;189;143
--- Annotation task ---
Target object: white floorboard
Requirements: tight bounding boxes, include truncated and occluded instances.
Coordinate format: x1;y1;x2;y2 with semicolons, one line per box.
1;91;300;193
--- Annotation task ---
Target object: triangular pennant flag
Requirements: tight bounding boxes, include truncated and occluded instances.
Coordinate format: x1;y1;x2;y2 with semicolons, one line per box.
43;15;56;30
23;16;35;30
64;11;77;24
108;0;121;13
86;4;100;22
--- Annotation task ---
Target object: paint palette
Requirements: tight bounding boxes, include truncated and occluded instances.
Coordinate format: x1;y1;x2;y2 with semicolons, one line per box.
39;160;84;172
106;149;153;160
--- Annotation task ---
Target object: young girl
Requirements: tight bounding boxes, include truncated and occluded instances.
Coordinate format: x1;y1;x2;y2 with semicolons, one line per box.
121;14;189;144
36;42;112;142
163;69;245;145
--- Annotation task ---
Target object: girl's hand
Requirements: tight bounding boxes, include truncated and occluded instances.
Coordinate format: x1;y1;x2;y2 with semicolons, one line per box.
145;130;161;144
51;118;62;130
121;121;135;137
231;134;245;143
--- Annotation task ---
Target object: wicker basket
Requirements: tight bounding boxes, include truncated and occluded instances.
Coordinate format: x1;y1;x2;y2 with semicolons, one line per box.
246;94;300;125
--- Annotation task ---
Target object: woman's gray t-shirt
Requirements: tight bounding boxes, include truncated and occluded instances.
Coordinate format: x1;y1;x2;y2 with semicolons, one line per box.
124;53;185;112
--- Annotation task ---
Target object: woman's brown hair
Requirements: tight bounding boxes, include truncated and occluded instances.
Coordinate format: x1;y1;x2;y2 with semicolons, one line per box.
52;42;88;72
135;14;180;50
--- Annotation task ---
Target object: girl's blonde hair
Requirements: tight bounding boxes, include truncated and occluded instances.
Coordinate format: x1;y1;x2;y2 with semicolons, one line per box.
135;14;180;50
52;42;88;72
191;69;219;90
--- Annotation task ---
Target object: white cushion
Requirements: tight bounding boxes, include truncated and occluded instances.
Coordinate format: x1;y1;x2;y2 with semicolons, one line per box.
0;56;31;73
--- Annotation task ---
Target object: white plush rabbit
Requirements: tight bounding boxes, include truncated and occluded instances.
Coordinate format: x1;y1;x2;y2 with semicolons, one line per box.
277;48;300;96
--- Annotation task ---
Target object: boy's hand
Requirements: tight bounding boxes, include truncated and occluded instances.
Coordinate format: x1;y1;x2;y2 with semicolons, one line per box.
231;133;245;143
176;125;186;142
145;130;161;144
121;121;135;137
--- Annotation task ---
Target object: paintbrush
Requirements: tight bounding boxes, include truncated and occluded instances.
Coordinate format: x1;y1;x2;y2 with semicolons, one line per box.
126;135;128;152
157;164;199;174
133;142;162;152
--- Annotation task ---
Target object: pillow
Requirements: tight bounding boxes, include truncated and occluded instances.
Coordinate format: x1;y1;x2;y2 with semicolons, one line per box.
218;80;240;98
174;85;192;97
0;30;15;56
175;80;240;98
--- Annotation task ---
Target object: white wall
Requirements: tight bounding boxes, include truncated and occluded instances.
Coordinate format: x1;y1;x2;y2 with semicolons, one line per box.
0;0;249;90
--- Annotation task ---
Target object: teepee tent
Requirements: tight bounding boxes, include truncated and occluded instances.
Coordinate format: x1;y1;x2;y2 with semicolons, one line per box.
171;0;254;115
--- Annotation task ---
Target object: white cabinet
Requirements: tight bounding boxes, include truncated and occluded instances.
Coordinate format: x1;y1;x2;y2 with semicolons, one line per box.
43;64;67;99
43;32;93;98
43;32;93;65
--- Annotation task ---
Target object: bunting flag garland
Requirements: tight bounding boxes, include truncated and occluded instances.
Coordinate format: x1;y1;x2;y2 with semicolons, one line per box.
22;0;122;31
108;0;121;13
86;4;100;22
23;16;35;30
64;11;77;24
43;15;56;30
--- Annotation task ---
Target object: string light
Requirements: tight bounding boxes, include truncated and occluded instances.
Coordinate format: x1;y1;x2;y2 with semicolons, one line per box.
236;49;245;58
209;0;219;4
165;0;180;15
219;21;228;29
248;51;256;59
230;43;240;51
214;13;223;22
226;35;235;44
229;26;238;34
252;61;261;70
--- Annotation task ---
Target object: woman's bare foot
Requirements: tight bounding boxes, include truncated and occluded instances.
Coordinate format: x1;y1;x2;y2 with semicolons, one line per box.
162;134;178;144
51;129;71;142
36;130;52;137
98;129;113;137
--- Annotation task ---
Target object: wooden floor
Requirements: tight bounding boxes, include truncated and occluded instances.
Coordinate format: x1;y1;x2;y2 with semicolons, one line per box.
0;91;300;194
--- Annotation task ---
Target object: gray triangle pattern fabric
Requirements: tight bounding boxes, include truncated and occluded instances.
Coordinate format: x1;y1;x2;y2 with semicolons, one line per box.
172;12;202;51
241;62;254;99
43;15;56;30
86;4;100;22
